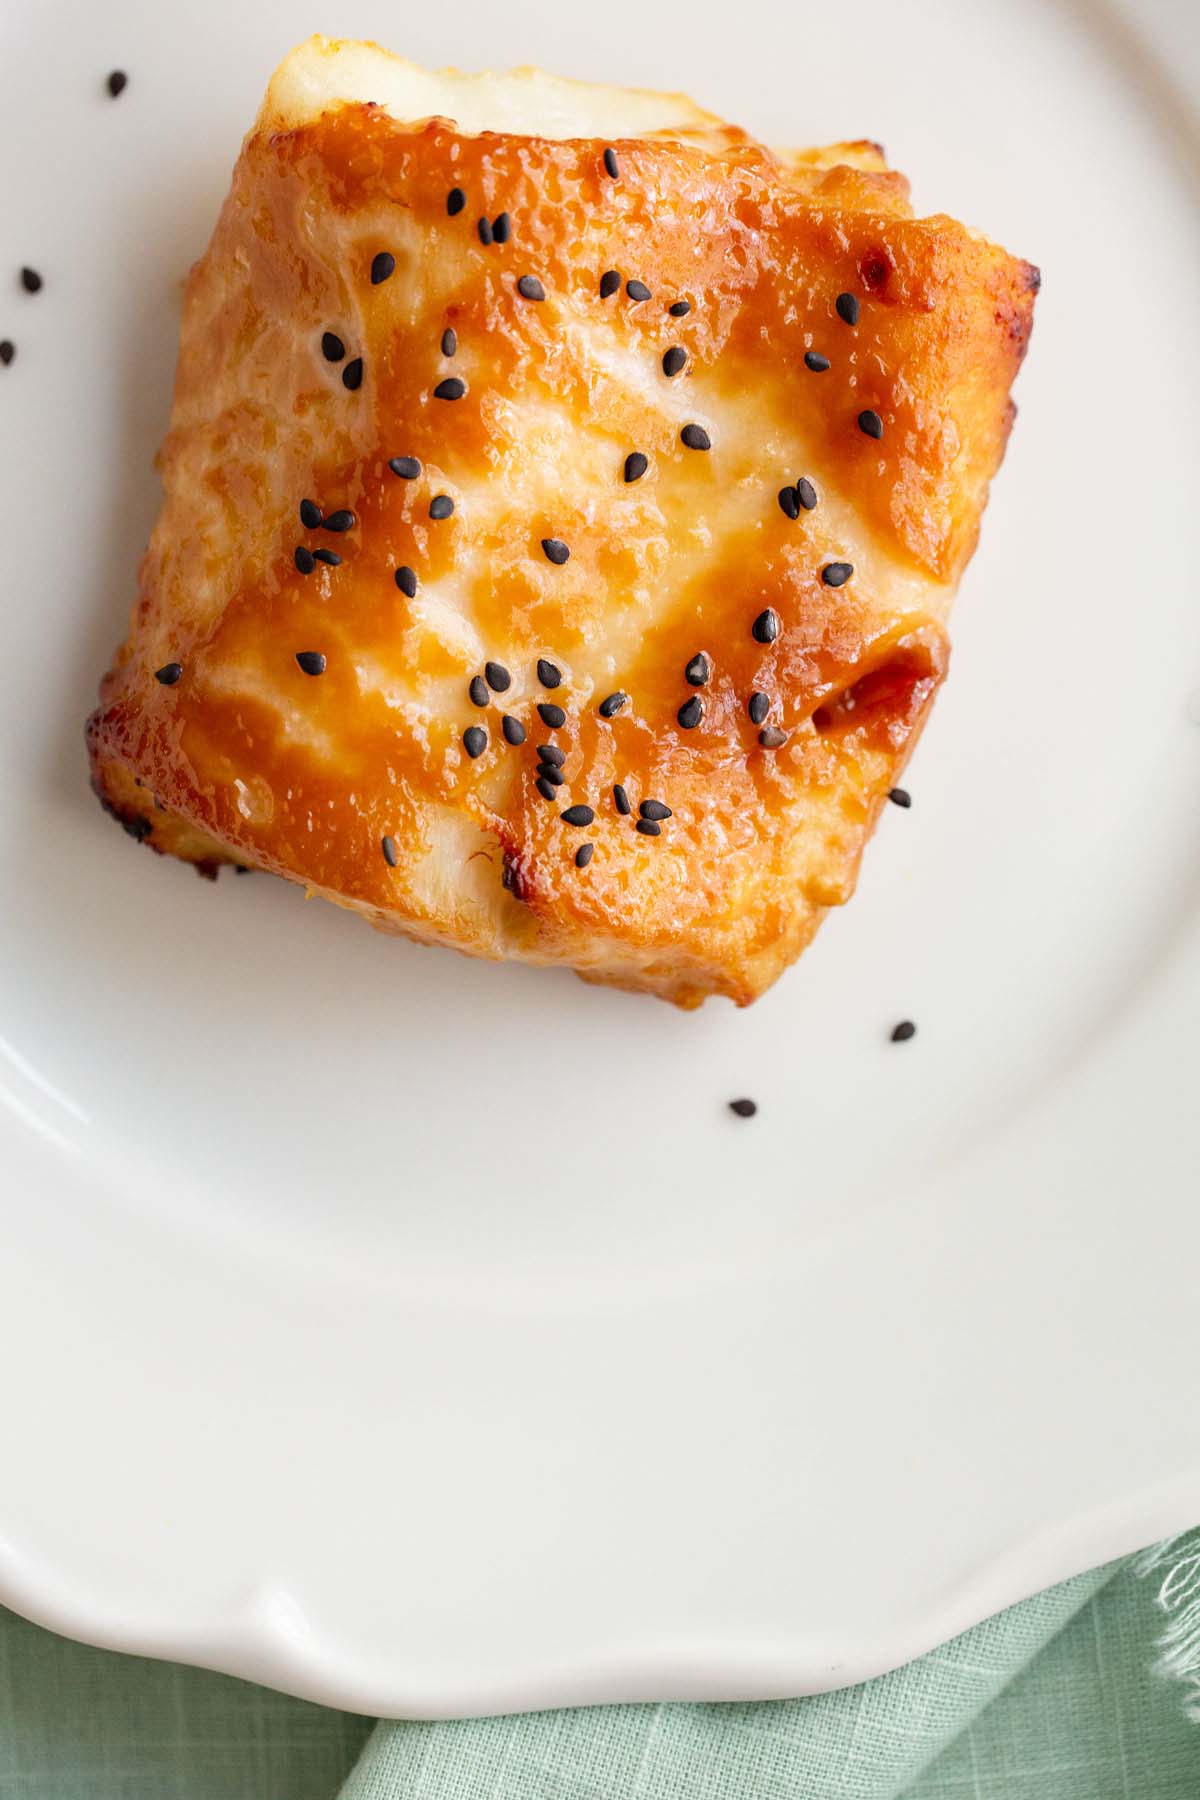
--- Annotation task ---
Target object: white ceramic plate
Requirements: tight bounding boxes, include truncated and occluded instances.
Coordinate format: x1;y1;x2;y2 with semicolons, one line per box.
1;0;1197;1720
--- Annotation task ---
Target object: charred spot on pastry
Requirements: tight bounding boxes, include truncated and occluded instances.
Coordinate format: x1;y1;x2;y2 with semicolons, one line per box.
501;850;530;900
861;251;891;291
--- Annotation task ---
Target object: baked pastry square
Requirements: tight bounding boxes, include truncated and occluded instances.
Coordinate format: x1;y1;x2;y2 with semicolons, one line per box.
88;36;1037;1007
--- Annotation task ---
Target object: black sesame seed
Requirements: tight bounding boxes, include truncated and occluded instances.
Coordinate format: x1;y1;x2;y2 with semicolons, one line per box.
858;409;884;439
538;744;565;768
154;661;182;686
441;327;457;357
752;608;780;644
312;548;341;565
624;451;648;483
299;497;322;528
796;477;818;511
322;508;356;533
447;186;466;215
502;714;526;746
536;776;558;802
561;804;594;827
294;545;315;574
492;212;511;244
639;799;672;821
538;702;567;729
370;250;395;285
758;726;788;748
598;691;627;718
888;787;912;808
662;345;687;378
517;275;546;301
603;146;619;179
748;691;770;725
822;561;853;587
485;660;511;693
537;660;562;689
381;834;399;867
537;764;566;786
541;537;570;565
613;783;631;815
0;341;13;367
778;485;800;520
668;298;691;317
434;376;465;400
388;455;421;479
636;819;661;837
429;494;455;520
626;279;651;302
891;1019;917;1042
395;565;418;597
804;350;831;372
677;695;703;730
836;291;860;326
463;725;487;758
20;267;42;294
468;676;489;707
296;651;326;676
680;423;711;451
321;331;345;362
106;70;127;98
685;653;709;687
599;269;621;298
575;842;595;867
477;216;493;246
342;357;364;390
729;1098;757;1118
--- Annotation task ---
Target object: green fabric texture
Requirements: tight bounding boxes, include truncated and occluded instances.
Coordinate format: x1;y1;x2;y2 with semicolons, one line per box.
0;1556;1195;1797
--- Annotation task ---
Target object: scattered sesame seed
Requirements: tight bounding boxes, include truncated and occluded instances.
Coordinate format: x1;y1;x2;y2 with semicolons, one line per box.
538;744;566;767
891;1019;917;1042
729;1098;757;1118
639;799;672;821
858;409;884;439
748;692;770;725
492;212;511;243
477;216;493;246
576;842;595;867
599;269;621;298
685;653;710;687
677;695;703;729
502;714;526;745
668;298;691;317
537;660;562;689
441;327;457;356
537;764;566;786
469;676;489;707
680;423;710;451
778;485;800;520
624;451;648;483
888;787;912;808
294;546;315;574
598;691;627;718
321;331;345;362
322;508;356;532
822;561;853;587
0;341;13;367
299;497;322;528
463;725;487;758
313;549;341;565
429;494;455;520
536;776;558;802
758;726;788;748
613;783;631;815
447;186;466;215
517;274;546;301
561;804;594;827
485;661;512;693
636;819;661;837
796;477;818;511
804;350;830;372
662;345;687;377
381;834;398;866
538;702;567;729
541;537;570;565
626;279;651;302
370;251;396;285
20;267;42;294
836;291;860;326
752;608;780;644
296;651;326;676
106;70;127;98
154;661;182;686
388;456;421;479
603;146;619;179
434;376;465;400
395;565;417;597
342;357;364;390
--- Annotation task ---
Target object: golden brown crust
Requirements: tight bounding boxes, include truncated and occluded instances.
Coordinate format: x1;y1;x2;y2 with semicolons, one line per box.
88;56;1034;1007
